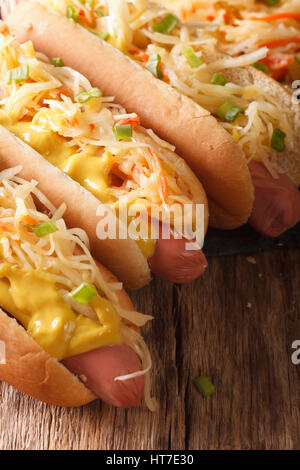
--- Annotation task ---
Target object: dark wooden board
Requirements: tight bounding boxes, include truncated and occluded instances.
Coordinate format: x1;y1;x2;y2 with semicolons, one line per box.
0;247;299;450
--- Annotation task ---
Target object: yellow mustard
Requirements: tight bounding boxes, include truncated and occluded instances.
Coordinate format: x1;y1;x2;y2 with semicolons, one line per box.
0;117;155;258
0;263;123;360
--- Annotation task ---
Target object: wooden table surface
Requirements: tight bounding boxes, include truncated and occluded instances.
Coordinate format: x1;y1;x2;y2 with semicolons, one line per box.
0;247;299;450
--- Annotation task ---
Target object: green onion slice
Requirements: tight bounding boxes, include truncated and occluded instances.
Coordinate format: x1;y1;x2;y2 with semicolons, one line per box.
70;282;98;305
7;64;29;84
75;87;103;103
252;62;269;74
257;0;280;5
194;375;215;398
210;72;228;86
95;7;106;17
113;124;133;141
216;100;244;123
96;31;110;41
67;5;79;22
31;221;58;238
271;128;286;152
183;47;202;68
85;0;94;6
146;54;163;79
153;13;178;34
50;57;65;67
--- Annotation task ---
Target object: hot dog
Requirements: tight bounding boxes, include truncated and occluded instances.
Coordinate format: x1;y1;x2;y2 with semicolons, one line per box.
0;165;154;408
248;160;300;238
0;24;209;289
3;1;300;240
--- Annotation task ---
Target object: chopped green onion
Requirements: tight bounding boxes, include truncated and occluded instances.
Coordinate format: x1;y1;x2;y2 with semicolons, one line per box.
183;47;202;68
271;128;286;152
295;56;300;64
7;64;29;84
252;62;269;74
70;282;97;305
75;87;103;103
113;124;133;141
95;7;106;17
146;54;163;79
95;31;110;41
210;72;228;86
31;221;58;238
194;375;215;398
67;5;79;22
153;14;178;34
50;57;65;67
257;0;280;5
84;0;94;6
216;100;244;123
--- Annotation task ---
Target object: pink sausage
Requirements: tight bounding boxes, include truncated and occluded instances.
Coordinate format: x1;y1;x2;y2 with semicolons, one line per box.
248;161;300;238
62;344;144;408
149;234;208;283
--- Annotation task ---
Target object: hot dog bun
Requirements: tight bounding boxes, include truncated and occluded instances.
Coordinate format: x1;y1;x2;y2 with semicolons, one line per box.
0;259;137;407
5;1;254;229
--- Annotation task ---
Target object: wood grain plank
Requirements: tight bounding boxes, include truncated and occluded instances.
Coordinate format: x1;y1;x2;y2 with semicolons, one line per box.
0;248;299;450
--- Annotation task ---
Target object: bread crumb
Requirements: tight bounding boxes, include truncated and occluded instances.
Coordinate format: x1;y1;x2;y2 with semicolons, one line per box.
247;302;252;308
246;256;256;264
79;374;87;383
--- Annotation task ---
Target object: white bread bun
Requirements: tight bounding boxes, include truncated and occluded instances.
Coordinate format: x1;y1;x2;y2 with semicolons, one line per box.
5;1;254;229
0;259;135;407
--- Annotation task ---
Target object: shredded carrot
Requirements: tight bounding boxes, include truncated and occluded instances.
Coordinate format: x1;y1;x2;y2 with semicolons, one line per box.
128;49;149;63
21;215;38;226
26;78;35;84
0;222;16;234
181;8;188;21
162;71;170;83
57;89;71;99
78;9;96;28
160;64;170;83
223;11;231;24
207;15;215;22
89;123;96;131
2;25;9;36
259;37;300;48
260;53;294;79
148;148;168;204
117;116;140;128
251;13;300;22
67;117;79;127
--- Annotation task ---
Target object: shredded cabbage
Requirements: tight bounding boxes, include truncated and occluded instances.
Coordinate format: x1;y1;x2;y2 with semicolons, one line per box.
27;0;297;171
